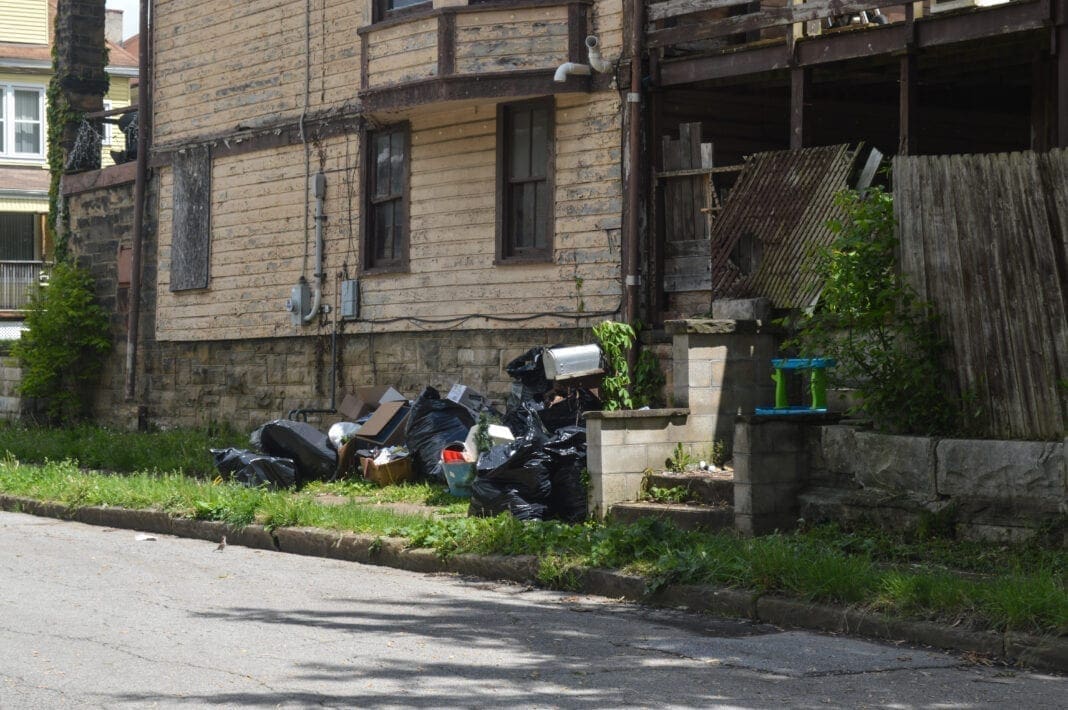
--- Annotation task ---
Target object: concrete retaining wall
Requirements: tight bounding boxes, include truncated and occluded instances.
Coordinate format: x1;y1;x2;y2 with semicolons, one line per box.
802;425;1068;541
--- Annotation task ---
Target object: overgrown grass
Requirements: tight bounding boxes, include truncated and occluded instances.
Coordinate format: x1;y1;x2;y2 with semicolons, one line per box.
0;423;245;476
0;453;1064;636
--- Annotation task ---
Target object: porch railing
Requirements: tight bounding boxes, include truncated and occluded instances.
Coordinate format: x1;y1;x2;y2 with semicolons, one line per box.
0;261;50;312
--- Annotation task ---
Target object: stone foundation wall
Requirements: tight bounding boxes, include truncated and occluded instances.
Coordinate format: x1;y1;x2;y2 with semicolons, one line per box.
802;425;1068;541
106;327;592;431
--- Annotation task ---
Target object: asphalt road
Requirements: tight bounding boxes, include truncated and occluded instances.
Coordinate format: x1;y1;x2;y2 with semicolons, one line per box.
0;510;1063;709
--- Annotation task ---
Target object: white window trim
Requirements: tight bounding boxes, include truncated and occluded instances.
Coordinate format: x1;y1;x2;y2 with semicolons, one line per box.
101;100;113;146
0;84;46;161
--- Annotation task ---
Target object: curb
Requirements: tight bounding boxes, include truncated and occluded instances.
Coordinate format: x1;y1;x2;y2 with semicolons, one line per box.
2;494;1064;674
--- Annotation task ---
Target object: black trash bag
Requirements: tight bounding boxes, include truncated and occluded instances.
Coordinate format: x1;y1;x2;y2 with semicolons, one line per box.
505;346;553;394
405;386;476;482
211;447;298;489
504;346;559;418
543;426;588;523
539;387;603;433
250;420;337;484
469;427;554;520
503;400;551;441
467;479;548;521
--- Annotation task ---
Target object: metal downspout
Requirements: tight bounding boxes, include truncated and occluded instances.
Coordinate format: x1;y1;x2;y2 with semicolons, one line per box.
125;0;151;401
624;0;644;324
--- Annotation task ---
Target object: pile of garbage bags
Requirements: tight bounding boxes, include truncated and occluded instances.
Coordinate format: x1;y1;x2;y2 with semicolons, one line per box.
211;345;601;523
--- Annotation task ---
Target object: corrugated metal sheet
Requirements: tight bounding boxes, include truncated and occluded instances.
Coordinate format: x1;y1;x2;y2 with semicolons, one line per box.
709;144;862;308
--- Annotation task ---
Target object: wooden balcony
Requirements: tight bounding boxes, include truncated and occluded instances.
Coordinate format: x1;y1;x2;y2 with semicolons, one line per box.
647;0;1057;86
357;0;613;112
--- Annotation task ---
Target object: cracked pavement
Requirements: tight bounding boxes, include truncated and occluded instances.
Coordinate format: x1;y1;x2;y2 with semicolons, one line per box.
0;510;1064;708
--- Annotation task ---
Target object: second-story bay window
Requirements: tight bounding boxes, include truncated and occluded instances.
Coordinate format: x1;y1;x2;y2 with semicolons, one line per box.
374;0;430;21
0;86;45;160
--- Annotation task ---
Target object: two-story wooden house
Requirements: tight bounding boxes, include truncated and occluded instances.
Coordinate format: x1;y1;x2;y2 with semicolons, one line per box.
138;0;629;425
0;1;137;320
63;0;1065;427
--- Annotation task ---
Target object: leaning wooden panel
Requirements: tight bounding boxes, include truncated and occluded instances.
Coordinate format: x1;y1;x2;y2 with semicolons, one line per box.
893;150;1068;439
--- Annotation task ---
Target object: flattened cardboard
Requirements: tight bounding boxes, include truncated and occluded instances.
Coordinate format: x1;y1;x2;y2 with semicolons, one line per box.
338;385;407;420
353;400;410;447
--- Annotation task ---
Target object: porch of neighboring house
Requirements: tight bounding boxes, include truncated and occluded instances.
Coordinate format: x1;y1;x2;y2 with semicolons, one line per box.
0;211;51;326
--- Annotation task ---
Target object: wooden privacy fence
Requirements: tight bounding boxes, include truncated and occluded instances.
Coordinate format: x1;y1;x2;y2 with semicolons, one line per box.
894;150;1068;440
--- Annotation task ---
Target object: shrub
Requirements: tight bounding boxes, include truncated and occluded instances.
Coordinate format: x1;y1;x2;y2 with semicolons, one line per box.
786;187;957;435
12;262;112;424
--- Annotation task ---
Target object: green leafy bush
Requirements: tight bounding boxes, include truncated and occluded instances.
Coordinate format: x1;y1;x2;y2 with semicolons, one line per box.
787;187;957;435
12;262;112;424
593;320;635;410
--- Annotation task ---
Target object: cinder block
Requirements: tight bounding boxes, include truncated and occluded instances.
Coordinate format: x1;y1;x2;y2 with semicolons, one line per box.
711;297;770;321
747;452;803;485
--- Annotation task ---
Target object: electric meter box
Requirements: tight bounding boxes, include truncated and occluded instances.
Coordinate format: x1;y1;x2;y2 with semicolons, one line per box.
341;279;360;320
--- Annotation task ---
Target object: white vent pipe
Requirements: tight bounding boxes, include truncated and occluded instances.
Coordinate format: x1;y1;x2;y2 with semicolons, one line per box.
554;36;612;83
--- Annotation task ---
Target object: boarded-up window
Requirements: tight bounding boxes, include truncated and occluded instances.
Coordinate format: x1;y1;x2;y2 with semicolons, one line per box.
497;98;554;262
170;145;211;291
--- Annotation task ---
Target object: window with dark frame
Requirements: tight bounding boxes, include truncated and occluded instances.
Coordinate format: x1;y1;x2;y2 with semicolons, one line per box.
363;124;409;272
497;98;554;262
373;0;430;22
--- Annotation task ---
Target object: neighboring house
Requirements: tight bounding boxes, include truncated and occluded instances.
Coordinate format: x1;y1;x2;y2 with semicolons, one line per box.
0;1;136;321
53;0;1067;429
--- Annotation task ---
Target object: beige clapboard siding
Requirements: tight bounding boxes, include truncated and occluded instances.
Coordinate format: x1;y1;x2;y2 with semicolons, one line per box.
0;0;49;45
154;0;364;145
157;89;623;341
591;0;624;54
365;18;438;87
453;7;570;74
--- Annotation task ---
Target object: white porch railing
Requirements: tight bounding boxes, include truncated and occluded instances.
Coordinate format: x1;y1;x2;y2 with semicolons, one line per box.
0;261;49;311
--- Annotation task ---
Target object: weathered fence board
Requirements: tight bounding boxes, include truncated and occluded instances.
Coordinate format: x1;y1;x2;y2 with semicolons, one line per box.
893;149;1068;440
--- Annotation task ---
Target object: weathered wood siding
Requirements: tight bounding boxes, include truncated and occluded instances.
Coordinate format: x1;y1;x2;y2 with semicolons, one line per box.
365;17;438;87
453;7;569;74
894;150;1068;440
157;92;623;341
153;0;364;146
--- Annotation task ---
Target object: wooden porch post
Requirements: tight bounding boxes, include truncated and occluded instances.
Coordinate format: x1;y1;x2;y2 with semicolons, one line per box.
899;53;916;155
1057;0;1068;147
790;68;809;150
1031;50;1053;152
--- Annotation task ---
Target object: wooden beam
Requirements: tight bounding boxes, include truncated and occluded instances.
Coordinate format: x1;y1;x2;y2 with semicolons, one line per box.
1032;50;1053;151
899;52;916;156
656;0;1047;86
1058;0;1068;147
790;67;809;150
437;13;455;77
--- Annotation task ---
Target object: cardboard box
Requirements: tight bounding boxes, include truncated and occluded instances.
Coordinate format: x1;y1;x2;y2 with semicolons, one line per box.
362;456;414;487
338;385;407;421
353;400;411;448
445;383;489;414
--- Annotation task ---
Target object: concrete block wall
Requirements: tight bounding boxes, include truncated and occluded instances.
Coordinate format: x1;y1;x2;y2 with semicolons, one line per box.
586;409;697;518
733;417;809;535
586;318;782;518
668;319;779;448
0;354;21;421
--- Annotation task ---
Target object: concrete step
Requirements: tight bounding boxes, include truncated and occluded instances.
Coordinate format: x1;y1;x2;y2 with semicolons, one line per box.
643;470;734;505
609;501;735;532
